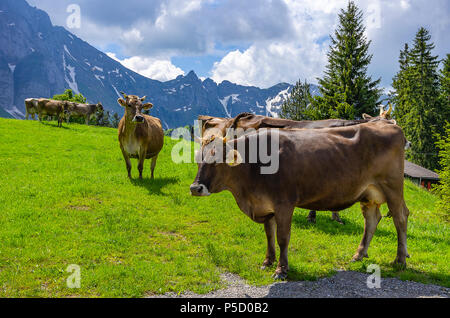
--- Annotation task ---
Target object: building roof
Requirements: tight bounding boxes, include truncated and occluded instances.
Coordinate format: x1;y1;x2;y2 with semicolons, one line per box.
404;160;440;181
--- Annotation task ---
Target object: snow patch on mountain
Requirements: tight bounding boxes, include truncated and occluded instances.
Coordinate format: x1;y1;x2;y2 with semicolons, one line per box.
8;63;16;73
62;52;80;95
265;88;290;118
111;84;122;99
63;45;77;61
6;106;25;119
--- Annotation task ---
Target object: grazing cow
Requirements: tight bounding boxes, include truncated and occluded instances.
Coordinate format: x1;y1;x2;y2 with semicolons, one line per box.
37;99;69;128
117;92;164;179
24;98;39;120
196;113;395;225
66;102;103;125
191;121;410;279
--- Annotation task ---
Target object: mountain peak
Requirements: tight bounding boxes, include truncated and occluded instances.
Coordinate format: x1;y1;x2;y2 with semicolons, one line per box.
186;70;198;80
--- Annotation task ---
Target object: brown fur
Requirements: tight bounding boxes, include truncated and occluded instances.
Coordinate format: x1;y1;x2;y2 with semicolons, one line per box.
191;121;410;279
198;113;394;224
24;98;39;120
67;102;103;125
37;99;68;127
117;93;164;179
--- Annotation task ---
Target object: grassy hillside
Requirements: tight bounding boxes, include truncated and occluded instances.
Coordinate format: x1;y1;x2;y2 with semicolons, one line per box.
0;118;448;297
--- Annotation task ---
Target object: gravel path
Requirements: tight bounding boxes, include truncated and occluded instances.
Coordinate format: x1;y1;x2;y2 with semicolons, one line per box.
150;271;449;298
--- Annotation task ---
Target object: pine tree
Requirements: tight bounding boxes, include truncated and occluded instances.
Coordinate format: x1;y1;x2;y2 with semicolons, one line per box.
391;43;412;121
435;123;450;214
311;1;382;120
392;27;443;170
279;80;314;120
111;112;120;128
439;54;450;120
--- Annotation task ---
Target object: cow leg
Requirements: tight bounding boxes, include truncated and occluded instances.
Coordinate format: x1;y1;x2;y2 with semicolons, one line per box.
26;110;29;120
150;155;158;180
85;115;90;126
120;146;132;179
138;147;148;180
331;212;345;224
306;211;316;223
388;199;410;266
352;203;382;262
261;215;277;270
273;206;294;280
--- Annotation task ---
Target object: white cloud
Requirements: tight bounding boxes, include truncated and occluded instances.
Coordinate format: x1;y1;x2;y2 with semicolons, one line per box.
211;42;327;88
106;53;185;82
120;28;144;44
211;0;450;88
29;0;450;88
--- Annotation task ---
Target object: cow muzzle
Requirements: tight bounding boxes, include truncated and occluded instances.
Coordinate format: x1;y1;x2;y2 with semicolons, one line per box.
133;115;145;123
190;183;211;197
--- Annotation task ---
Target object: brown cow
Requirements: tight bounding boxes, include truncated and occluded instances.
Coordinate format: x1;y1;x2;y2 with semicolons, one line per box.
191;121;410;280
24;98;39;120
117;92;164;180
196;113;395;225
66;102;104;125
37;99;69;128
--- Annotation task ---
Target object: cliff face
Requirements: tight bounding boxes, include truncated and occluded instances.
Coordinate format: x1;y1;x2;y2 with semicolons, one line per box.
0;0;299;127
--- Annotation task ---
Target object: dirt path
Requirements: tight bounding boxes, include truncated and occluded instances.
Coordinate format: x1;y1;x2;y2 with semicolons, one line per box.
150;271;449;298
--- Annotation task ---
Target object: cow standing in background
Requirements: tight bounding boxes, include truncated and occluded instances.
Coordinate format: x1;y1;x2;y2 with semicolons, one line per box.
191;121;410;280
117;92;164;180
66;102;103;125
36;99;68;128
24;98;39;120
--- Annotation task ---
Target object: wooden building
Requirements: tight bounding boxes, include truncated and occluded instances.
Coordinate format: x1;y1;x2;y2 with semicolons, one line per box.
404;160;440;190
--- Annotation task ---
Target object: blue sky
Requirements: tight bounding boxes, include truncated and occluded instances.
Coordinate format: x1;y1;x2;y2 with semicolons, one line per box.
27;0;449;89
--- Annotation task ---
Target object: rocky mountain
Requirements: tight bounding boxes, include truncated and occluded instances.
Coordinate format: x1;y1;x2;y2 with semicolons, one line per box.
0;0;313;128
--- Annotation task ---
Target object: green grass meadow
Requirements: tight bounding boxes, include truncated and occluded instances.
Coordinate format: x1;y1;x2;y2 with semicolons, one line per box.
0;118;448;297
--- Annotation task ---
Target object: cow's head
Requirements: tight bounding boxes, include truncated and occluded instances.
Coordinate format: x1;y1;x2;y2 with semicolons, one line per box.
197;115;232;146
96;102;104;113
190;138;242;197
62;101;72;117
118;92;153;124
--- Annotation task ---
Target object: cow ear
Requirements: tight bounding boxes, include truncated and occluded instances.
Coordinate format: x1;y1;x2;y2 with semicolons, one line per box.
227;150;243;167
118;98;127;107
143;103;153;110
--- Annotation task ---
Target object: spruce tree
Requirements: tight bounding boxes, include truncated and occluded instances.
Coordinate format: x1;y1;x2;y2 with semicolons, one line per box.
435;123;450;214
392;27;443;170
439;54;450;120
111;112;120;128
312;1;381;120
279;80;314;120
392;43;412;121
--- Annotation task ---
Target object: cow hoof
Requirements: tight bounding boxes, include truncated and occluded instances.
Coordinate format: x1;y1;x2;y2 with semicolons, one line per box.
272;272;288;281
261;260;276;270
351;253;368;262
393;257;407;268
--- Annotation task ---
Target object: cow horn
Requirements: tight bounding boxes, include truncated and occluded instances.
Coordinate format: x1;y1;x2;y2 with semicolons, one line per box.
386;103;393;116
379;105;384;117
120;92;128;99
141;96;147;102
